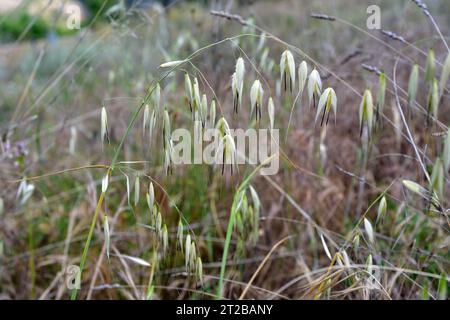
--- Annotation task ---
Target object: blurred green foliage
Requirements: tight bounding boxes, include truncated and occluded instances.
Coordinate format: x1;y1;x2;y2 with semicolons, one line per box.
0;0;119;43
0;11;49;42
80;0;116;17
0;1;201;43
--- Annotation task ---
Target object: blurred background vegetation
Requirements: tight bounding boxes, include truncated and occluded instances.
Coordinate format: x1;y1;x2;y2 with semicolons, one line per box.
0;0;164;42
0;0;449;300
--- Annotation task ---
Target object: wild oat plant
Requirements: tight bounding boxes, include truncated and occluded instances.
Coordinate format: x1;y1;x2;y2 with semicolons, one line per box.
0;0;449;300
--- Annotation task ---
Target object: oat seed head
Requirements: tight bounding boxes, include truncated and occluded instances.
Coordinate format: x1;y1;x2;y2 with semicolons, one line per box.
143;104;150;135
184;73;193;104
134;176;140;206
189;241;196;271
235;57;245;90
185;234;191;268
402;180;429;199
159;59;186;68
359;89;374;136
216;116;230;138
201;94;208;124
155;83;161;112
250;79;264;115
298;61;308;94
320;233;332;260
427;78;439;121
162;224;169;255
124;173;130;205
177;219;184;252
101;173;109;193
196;257;203;285
101;106;108;146
364;218;374;244
408;64;419;109
425;49;436;84
268;97;275;130
209;99;216;129
315;87;337;125
280;50;296;91
377;196;387;223
307;69;322;107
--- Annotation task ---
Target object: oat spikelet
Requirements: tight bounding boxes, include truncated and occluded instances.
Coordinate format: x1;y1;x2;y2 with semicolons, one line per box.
250;80;264;122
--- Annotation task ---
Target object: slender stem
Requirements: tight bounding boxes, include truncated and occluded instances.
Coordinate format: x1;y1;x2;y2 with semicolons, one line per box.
216;197;237;298
216;156;275;299
28;210;36;299
70;191;105;300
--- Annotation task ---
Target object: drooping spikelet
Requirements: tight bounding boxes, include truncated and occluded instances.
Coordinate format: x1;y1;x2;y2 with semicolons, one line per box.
101;106;108;147
298;61;308;97
268;97;275;130
359;89;374;137
315;87;337;126
280;49;296;92
250;80;264;121
232;57;245;113
307;69;322;108
184;73;193;112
